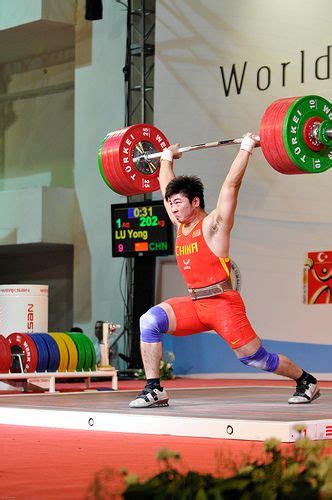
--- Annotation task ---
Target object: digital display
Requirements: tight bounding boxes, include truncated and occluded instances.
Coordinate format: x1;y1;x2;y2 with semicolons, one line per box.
111;200;174;257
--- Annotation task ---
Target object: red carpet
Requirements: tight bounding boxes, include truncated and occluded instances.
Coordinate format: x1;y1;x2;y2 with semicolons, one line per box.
0;425;296;500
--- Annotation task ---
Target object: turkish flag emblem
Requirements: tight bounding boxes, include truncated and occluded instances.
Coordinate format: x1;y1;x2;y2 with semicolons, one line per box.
304;251;332;304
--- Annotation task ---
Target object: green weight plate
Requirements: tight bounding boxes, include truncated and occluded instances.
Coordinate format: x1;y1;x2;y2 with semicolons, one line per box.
65;332;86;372
82;334;97;370
68;333;94;372
78;334;92;371
74;333;88;372
282;95;332;173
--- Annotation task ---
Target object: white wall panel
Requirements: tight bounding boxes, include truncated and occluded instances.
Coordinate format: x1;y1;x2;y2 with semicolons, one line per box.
154;0;332;345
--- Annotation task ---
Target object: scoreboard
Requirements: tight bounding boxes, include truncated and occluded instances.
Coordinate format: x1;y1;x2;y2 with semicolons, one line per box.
111;200;174;257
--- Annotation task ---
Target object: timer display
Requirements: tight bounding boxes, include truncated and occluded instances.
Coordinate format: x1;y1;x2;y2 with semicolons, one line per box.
111;200;174;257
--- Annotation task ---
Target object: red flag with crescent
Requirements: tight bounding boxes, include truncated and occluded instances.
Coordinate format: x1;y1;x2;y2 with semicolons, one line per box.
304;251;332;304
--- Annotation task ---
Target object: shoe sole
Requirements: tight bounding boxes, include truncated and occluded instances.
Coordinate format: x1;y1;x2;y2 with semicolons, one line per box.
150;400;169;408
129;399;169;409
288;389;321;404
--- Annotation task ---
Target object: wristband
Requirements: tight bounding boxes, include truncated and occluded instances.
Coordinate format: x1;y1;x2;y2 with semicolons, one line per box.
160;149;173;161
240;136;256;154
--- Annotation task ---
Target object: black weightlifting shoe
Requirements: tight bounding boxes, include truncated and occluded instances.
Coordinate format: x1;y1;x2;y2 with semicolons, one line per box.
129;385;169;408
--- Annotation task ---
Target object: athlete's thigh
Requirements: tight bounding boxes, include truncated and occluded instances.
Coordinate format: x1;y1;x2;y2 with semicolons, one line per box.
198;291;257;348
163;296;206;336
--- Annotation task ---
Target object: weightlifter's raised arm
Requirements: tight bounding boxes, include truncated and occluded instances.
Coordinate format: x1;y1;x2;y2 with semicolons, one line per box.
158;143;182;224
158;143;182;197
212;133;260;231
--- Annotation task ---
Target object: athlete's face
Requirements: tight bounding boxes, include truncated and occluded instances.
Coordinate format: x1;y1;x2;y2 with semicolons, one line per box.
168;193;199;224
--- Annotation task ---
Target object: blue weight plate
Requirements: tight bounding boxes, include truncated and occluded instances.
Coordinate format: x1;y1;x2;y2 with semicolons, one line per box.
39;333;60;372
29;334;48;372
34;333;51;372
29;334;49;372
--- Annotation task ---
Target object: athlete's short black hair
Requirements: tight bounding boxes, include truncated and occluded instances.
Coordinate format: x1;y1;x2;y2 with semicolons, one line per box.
165;175;205;209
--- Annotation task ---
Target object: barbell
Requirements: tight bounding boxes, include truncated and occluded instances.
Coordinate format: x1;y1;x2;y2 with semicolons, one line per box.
98;95;332;196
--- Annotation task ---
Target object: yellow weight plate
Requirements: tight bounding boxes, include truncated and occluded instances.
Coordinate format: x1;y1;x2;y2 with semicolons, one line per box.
57;333;78;372
50;333;69;372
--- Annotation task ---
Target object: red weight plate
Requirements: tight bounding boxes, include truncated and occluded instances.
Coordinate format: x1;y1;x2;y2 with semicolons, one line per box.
103;132;136;196
260;97;304;175
105;132;138;196
98;134;114;190
108;128;143;196
100;133;127;194
0;335;11;372
101;133;127;194
260;98;293;174
111;124;170;193
302;116;324;152
264;99;294;172
7;332;38;373
274;98;302;174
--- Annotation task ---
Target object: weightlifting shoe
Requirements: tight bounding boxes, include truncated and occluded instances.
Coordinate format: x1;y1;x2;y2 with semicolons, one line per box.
288;379;320;404
129;385;169;408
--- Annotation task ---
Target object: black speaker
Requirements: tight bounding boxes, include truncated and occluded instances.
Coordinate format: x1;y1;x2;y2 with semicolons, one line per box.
85;0;103;21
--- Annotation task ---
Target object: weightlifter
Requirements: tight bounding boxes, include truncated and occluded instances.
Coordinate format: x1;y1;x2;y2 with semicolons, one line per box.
129;134;320;408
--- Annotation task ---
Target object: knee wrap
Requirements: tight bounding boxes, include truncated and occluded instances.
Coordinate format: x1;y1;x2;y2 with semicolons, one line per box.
140;306;169;343
239;345;279;372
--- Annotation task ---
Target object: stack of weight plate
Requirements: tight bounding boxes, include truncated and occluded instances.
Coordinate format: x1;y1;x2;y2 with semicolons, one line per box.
0;332;97;373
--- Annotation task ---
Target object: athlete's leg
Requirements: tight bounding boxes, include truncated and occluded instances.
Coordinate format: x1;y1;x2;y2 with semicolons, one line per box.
234;337;320;403
140;297;205;378
202;292;320;404
140;301;176;379
129;297;205;408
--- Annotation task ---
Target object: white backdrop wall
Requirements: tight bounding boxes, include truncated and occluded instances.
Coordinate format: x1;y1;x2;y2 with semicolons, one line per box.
154;0;332;348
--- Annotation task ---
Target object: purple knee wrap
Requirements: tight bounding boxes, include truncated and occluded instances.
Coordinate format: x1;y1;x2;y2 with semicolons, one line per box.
239;345;279;372
140;306;169;343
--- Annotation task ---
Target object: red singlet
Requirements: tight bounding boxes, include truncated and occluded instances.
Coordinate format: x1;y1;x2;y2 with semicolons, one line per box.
175;219;230;288
165;217;257;349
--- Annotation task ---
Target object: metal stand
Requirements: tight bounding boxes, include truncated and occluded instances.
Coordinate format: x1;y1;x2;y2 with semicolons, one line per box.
0;342;119;394
99;322;121;369
0;370;118;393
121;0;157;371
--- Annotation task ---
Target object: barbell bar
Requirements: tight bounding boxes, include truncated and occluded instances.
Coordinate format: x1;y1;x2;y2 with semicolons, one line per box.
132;137;245;163
98;95;332;196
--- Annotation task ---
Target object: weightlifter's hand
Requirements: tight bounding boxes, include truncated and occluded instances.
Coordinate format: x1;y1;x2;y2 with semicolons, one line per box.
161;143;182;161
240;133;260;154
